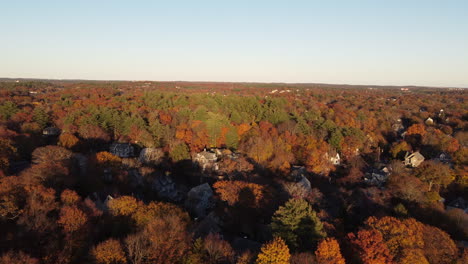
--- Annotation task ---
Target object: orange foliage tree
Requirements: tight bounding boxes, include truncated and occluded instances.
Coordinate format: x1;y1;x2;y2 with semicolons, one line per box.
365;216;427;263
31;145;72;164
95;151;122;168
421;225;458;264
406;123;426;137
60;189;80;205
58;133;80;149
296;136;334;176
125;214;190;264
0;138;16;173
203;233;235;264
131;201;190;228
18;185;58;233
347;229;394;264
0;251;39;264
213;180;266;208
58;206;88;233
315;238;345;264
91;239;126;264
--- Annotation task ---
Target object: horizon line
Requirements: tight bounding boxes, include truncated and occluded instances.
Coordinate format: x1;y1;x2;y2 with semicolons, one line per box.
0;76;466;89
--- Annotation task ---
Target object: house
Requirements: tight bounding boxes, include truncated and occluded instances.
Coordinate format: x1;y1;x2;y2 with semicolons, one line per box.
289;166;312;191
42;127;61;136
446;197;468;214
88;192;113;212
425;117;434;125
185;183;214;218
110;142;135;158
194;149;219;171
404;151;425;167
329;152;341;165
152;172;184;202
436;152;452;163
290;166;308;181
364;167;390;187
439;109;445;117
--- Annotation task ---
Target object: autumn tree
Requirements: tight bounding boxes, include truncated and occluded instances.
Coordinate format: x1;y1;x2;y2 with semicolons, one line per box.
290;252;316;264
107;196;138;217
203;233;235;264
421;225;457;264
0;138;16;173
95;151;122;168
256;237;291;264
0;176;23;220
78;124;111;142
32;145;72;164
315;238;345;264
131;201;190;228
124;232;147;264
240;134;274;165
406;123;426;137
91;239;126;264
364;216;427;263
0;250;39;264
271;198;326;250
214;180;267;208
118;200;191;264
390;141;411;159
58;206;88;233
21;161;71;189
58;133;80;149
414;161;454;191
60;189;80;205
387;173;428;204
347;229;394;264
124;214;190;264
295;136;334;176
237;251;255;264
18;185;58;233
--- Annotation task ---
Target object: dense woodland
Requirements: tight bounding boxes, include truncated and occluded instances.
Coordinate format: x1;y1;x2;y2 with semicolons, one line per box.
0;80;466;264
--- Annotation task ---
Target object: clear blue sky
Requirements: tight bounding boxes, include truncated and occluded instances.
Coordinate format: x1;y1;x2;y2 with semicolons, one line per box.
1;0;467;87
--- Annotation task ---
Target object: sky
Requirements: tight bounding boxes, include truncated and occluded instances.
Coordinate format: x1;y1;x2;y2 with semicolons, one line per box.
1;0;467;87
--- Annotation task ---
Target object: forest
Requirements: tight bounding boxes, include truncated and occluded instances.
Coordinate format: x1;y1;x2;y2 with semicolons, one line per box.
0;80;466;264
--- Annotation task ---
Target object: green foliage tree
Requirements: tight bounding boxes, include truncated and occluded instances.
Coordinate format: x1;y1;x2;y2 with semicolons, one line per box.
32;107;50;129
0;101;18;120
170;142;190;162
271;198;326;250
205;112;230;147
225;126;239;150
329;129;344;151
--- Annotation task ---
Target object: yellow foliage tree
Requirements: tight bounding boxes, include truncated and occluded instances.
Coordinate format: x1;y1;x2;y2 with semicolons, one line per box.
256;237;290;264
107;196;138;217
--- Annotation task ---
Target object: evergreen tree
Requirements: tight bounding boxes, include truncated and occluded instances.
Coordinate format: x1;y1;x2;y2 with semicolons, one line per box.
33;107;50;129
271;198;326;250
